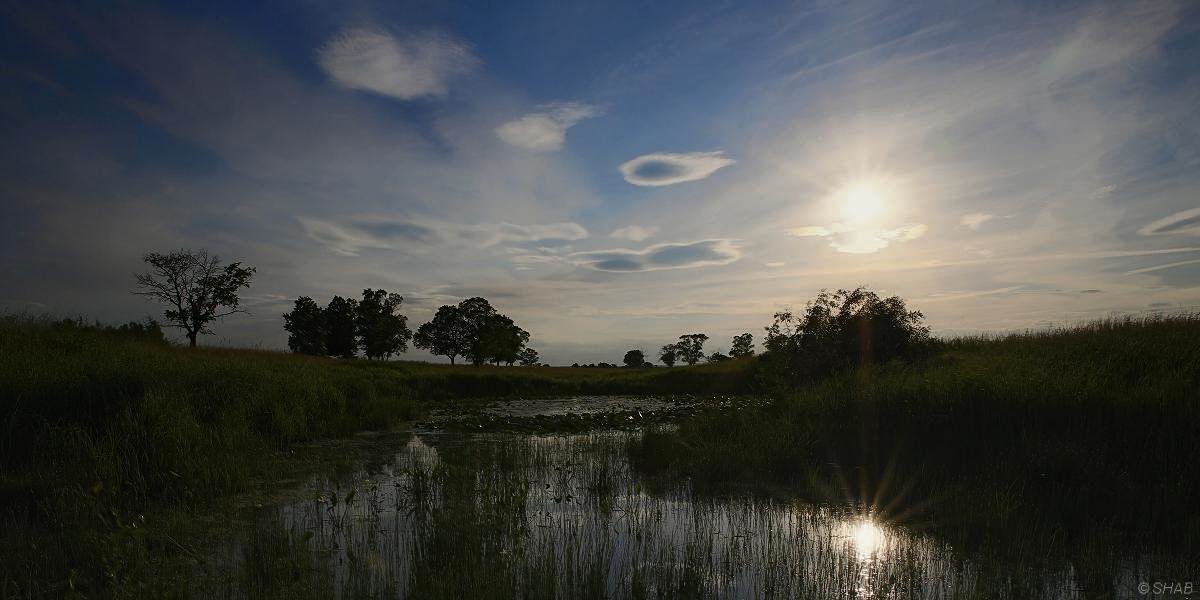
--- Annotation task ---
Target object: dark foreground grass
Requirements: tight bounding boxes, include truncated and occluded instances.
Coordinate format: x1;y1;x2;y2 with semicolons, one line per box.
0;316;745;597
631;315;1200;581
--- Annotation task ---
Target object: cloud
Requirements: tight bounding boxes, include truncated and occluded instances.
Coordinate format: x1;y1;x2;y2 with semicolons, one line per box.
495;103;598;151
764;262;786;268
1124;258;1200;275
619;151;735;186
1138;207;1200;236
786;223;927;254
317;28;478;100
960;213;995;231
609;225;659;241
300;215;588;256
570;239;742;272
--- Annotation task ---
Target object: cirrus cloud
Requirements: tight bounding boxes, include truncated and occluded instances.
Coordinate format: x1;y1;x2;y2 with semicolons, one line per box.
317;28;478;100
618;151;735;186
1138;207;1200;236
495;102;599;151
570;239;741;272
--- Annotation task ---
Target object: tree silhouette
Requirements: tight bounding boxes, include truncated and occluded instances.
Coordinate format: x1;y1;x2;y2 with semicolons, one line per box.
414;305;471;364
133;249;255;347
762;287;932;382
283;296;326;355
517;347;540;366
479;313;529;366
355;289;412;360
729;332;755;358
324;296;359;359
458;297;499;366
623;349;646;368
659;344;678;367
675;333;709;365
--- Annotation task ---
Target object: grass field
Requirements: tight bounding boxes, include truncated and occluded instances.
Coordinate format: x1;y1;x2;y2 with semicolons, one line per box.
0;316;748;597
2;314;1197;596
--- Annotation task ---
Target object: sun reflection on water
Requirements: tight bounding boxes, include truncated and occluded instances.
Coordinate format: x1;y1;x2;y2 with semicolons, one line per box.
850;516;888;559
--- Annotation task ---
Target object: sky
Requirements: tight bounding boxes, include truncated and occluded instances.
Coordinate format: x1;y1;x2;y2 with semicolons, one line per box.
1;0;1199;364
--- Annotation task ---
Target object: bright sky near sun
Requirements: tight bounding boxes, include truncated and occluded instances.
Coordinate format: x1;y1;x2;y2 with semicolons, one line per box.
1;1;1198;363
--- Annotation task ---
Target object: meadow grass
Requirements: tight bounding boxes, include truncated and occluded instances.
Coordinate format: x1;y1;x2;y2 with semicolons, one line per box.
0;316;739;597
4;314;1198;596
630;314;1200;579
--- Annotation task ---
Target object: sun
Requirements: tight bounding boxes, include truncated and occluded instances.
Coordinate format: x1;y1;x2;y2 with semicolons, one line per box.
838;179;888;224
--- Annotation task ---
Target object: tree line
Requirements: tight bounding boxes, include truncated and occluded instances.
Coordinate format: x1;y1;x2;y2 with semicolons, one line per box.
133;250;933;378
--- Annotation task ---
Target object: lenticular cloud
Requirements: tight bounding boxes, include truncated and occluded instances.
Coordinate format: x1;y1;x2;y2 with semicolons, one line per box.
618;151;735;186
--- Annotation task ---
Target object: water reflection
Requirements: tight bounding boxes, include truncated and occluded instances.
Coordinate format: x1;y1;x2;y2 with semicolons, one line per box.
211;411;1181;599
243;431;974;598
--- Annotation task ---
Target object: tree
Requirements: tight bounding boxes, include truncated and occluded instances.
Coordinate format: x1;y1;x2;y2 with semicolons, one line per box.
674;333;709;366
762;287;933;383
133;249;255;347
729;332;754;358
623;349;646;368
323;296;359;359
517;347;540;366
479;313;529;366
659;344;678;367
458;297;500;366
414;305;471;364
355;289;412;360
283;296;326;355
707;351;731;363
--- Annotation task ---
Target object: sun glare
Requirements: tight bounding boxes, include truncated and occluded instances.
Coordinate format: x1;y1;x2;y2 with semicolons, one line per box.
851;517;887;558
839;180;888;223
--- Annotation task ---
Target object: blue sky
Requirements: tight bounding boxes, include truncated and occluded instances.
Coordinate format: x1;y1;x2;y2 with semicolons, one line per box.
2;0;1199;363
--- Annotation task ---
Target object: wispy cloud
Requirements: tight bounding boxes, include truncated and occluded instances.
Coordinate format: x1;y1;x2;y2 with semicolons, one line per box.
960;213;995;231
1125;258;1200;275
317;28;478;100
619;151;735;186
786;223;927;254
495;103;598;151
609;225;659;241
570;239;741;272
300;215;588;256
1139;207;1200;236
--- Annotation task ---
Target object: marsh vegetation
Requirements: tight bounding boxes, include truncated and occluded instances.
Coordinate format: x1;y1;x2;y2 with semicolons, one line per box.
1;312;1197;598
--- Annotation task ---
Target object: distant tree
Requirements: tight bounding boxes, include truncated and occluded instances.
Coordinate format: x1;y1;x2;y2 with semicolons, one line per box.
283;296;327;356
729;333;755;358
110;318;167;344
675;333;709;366
355;289;412;360
479;313;529;366
414;305;471;364
707;351;731;363
623;349;646;368
517;347;540;366
133;249;255;347
323;296;359;359
659;344;678;367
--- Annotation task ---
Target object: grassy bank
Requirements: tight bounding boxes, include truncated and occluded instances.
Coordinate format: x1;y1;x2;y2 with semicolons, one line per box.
0;317;746;597
631;315;1200;577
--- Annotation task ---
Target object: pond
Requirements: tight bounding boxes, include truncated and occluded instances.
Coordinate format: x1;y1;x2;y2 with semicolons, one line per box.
209;397;1163;599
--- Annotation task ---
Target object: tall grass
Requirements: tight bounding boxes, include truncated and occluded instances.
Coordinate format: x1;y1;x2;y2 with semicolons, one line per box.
0;315;743;597
631;315;1200;571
